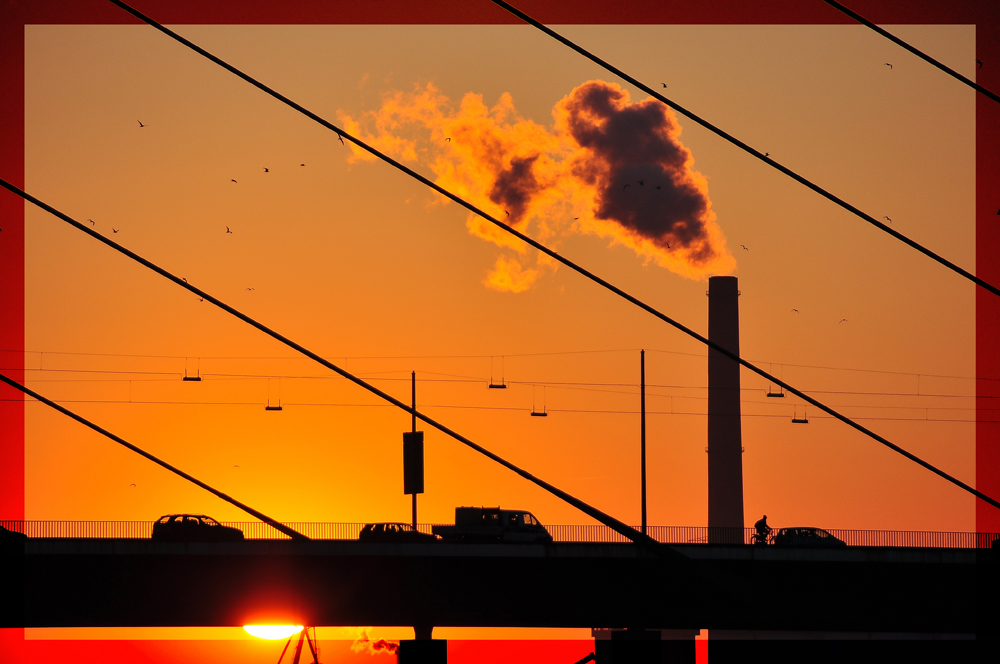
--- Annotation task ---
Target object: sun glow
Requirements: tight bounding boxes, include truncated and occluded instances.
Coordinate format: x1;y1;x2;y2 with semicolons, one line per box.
243;625;304;640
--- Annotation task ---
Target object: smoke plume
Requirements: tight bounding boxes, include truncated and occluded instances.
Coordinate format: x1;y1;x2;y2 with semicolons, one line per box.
338;80;734;290
350;629;399;655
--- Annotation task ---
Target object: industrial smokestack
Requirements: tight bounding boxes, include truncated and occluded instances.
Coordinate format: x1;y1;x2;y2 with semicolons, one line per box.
707;276;744;543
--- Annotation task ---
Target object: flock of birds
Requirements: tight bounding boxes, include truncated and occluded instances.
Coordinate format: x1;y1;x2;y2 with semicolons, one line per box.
78;119;340;297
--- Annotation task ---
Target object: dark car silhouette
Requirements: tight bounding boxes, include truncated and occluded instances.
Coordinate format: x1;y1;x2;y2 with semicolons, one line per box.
0;524;26;552
151;514;244;542
772;527;847;548
359;522;439;543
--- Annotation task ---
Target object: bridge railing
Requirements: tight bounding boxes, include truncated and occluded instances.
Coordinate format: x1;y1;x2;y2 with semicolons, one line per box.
3;520;997;549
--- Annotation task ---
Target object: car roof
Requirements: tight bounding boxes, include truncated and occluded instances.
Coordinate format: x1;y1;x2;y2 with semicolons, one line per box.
159;514;213;519
364;522;410;526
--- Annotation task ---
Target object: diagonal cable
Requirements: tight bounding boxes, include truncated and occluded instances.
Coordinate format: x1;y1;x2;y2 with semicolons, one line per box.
93;1;1000;510
0;372;308;541
0;179;683;559
485;0;999;299
821;0;999;104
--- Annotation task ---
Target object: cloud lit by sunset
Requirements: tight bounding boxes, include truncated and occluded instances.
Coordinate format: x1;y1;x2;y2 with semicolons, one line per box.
337;80;735;290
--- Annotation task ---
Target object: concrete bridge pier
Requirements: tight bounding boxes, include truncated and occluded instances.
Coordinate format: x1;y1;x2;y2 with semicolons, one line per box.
593;629;697;663
397;625;446;664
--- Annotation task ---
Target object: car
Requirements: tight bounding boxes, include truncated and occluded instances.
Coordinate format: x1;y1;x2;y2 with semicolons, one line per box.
151;514;244;542
772;527;847;548
432;507;554;544
359;522;439;543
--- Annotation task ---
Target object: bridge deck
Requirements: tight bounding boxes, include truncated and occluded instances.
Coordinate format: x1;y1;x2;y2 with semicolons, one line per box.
4;539;985;634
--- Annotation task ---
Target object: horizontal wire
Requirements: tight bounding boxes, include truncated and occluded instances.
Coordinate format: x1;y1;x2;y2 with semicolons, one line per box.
10;397;992;418
5;346;995;384
12;367;989;401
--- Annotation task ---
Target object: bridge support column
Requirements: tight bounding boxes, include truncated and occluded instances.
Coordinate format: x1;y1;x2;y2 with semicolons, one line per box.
398;626;446;664
593;629;697;663
396;640;447;663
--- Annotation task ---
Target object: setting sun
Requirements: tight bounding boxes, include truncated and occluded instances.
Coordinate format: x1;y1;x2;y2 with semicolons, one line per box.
243;625;303;640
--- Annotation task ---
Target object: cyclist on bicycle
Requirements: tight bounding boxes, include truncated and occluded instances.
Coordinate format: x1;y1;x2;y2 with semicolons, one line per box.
753;515;771;545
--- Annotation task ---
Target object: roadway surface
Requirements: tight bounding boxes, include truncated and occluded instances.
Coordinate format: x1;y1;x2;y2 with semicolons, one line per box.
2;539;987;635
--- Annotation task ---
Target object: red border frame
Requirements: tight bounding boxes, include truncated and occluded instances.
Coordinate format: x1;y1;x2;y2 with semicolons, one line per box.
1;0;997;532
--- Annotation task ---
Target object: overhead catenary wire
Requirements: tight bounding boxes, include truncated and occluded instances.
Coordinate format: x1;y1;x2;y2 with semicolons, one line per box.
5;397;992;424
485;0;1000;300
2;179;996;514
7;365;992;401
0;372;307;541
8;347;998;385
820;0;999;104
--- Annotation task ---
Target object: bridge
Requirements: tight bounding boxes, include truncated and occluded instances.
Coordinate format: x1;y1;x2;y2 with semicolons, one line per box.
3;521;989;637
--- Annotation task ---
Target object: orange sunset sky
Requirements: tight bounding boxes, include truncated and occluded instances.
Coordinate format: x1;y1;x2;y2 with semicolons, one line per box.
4;8;984;660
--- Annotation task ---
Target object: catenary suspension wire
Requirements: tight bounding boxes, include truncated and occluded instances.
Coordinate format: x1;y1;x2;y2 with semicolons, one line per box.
0;372;307;541
0;180;681;559
821;0;999;104
93;2;1000;509
486;0;1000;299
3;180;997;518
7;346;998;384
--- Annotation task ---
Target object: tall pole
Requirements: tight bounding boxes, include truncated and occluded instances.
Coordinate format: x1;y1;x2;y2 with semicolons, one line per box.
411;370;417;529
641;349;647;536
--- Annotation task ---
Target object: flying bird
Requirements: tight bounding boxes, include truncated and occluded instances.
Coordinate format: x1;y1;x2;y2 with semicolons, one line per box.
661;83;667;88
112;228;119;234
839;318;848;323
978;60;983;69
87;219;95;226
233;465;240;468
137;120;145;128
182;277;187;283
637;179;644;186
740;244;748;251
129;483;136;488
231;179;238;183
665;241;671;249
246;287;255;291
445;137;451;142
792;309;799;313
504;210;509;217
198;297;204;302
655;185;661;190
300;163;305;166
263;167;269;173
883;216;891;223
885;63;893;69
226;226;233;234
623;184;631;190
336;132;345;145
764;152;770;157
